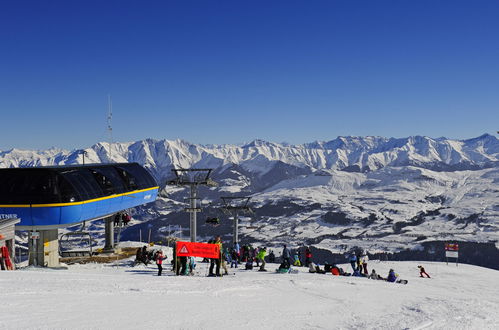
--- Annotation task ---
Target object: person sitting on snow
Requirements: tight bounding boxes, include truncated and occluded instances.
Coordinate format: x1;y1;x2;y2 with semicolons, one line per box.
293;252;302;267
368;269;384;280
387;269;398;282
331;264;341;276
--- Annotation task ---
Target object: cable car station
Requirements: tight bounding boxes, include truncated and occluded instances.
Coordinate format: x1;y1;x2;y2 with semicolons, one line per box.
0;163;159;267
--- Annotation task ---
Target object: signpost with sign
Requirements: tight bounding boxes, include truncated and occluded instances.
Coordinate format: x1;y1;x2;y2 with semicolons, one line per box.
445;243;459;266
174;241;220;276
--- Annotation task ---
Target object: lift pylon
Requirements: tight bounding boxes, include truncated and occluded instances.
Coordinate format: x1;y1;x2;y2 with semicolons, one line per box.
167;168;217;242
221;196;253;245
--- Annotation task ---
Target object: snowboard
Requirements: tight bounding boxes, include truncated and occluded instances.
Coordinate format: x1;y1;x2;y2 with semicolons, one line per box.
397;279;408;285
275;268;299;274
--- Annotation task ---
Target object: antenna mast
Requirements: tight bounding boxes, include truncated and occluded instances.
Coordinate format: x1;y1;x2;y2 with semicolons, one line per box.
107;94;113;161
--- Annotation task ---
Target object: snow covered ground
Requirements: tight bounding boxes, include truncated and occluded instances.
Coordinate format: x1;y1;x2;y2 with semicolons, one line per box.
2;255;499;329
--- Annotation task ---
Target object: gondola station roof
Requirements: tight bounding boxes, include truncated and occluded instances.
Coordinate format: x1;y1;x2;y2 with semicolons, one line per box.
0;163;159;229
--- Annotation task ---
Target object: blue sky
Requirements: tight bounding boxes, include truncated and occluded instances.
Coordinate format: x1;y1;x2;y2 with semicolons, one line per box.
1;0;498;150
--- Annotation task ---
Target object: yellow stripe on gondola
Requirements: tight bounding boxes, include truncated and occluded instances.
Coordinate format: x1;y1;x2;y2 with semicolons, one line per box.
0;186;159;208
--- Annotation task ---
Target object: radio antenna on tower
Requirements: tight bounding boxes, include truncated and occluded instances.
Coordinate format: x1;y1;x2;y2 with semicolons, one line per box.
107;94;113;161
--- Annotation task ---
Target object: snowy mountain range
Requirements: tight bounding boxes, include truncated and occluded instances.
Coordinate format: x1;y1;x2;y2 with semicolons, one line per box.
2;134;499;265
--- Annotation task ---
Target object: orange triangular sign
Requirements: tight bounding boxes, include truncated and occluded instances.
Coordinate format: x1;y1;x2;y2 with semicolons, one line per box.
179;245;189;254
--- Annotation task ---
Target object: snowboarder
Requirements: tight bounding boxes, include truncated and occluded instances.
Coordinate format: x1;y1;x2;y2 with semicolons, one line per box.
257;247;267;271
368;269;383;280
309;262;317;273
386;269;407;284
331;264;341;276
418;265;431;278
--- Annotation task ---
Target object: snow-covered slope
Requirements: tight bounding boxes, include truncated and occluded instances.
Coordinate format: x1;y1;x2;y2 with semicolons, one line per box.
2;258;499;329
2;134;498;262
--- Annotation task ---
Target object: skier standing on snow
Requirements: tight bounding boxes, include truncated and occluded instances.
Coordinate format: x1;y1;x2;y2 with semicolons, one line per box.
418;265;431;278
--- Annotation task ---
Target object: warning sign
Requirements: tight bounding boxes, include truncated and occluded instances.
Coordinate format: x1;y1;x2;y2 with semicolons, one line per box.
445;243;459;251
179;245;189;254
176;241;220;259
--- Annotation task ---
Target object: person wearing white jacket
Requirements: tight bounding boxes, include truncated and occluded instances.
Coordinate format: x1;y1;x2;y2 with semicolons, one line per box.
361;254;369;275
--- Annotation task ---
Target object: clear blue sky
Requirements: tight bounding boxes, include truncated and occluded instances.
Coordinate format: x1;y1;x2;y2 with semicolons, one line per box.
1;0;498;150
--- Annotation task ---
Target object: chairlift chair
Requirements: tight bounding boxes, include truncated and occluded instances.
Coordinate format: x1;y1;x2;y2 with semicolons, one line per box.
205;217;221;226
59;231;94;258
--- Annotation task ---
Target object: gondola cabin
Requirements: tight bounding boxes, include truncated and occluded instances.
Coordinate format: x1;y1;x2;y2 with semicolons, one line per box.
0;163;159;229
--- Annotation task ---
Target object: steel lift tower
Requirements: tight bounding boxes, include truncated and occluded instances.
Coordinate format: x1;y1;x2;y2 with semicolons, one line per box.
168;169;217;242
221;196;253;245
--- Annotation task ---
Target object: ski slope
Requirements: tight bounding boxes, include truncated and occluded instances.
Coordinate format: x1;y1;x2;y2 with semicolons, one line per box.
2;256;498;329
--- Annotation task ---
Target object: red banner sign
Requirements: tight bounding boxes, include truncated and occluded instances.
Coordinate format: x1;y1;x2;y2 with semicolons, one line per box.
445;243;459;251
176;241;220;259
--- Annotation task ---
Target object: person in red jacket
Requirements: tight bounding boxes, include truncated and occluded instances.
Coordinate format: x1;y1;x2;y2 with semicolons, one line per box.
155;250;166;276
304;247;312;267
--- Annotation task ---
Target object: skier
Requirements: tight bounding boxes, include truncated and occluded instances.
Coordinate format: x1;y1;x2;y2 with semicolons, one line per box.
155;250;165;276
257;247;267;271
282;245;291;267
418;265;431;278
